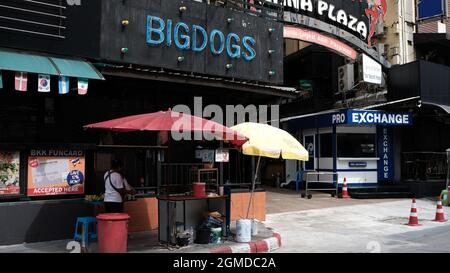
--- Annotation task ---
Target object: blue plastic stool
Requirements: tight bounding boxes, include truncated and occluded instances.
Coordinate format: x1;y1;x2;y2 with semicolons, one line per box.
74;217;98;244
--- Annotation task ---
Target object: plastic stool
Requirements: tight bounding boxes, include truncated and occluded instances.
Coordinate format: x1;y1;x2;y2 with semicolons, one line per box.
74;217;98;244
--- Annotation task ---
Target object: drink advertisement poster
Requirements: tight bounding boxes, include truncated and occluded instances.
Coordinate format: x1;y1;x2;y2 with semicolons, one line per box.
27;149;85;196
0;151;21;195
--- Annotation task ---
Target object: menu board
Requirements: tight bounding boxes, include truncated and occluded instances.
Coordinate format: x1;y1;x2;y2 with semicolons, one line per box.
27;149;85;196
215;149;230;163
0;152;21;195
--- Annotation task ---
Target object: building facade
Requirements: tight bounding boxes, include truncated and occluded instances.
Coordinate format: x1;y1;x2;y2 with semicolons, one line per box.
279;0;449;198
0;0;287;245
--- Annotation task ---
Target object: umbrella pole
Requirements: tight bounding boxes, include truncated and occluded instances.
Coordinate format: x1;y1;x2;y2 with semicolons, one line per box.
246;156;261;219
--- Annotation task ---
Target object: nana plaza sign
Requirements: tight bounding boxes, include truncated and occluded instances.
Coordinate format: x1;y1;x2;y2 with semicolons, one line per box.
274;0;390;66
270;0;387;47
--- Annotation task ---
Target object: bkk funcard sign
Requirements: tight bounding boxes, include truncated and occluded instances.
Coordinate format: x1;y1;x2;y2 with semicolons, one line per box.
27;149;85;196
0;151;21;195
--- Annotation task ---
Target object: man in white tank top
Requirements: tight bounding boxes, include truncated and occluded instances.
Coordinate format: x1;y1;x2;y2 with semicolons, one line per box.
104;159;135;213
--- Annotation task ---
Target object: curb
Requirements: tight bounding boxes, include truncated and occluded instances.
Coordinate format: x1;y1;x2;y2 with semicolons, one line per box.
208;232;282;253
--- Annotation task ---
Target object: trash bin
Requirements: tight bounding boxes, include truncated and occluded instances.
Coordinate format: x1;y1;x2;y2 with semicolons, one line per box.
96;213;130;253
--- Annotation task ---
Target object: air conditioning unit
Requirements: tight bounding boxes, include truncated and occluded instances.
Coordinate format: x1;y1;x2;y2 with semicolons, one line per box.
438;21;447;33
393;22;400;34
337;64;355;93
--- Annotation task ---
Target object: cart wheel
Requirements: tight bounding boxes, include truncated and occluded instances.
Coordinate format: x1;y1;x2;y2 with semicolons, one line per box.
331;193;335;198
301;193;306;198
307;194;312;199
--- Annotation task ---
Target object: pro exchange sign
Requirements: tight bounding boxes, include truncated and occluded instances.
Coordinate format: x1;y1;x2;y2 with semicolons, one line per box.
332;110;412;126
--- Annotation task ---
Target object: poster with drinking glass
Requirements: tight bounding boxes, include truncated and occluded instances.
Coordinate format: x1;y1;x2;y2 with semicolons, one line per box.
27;149;85;196
0;151;21;195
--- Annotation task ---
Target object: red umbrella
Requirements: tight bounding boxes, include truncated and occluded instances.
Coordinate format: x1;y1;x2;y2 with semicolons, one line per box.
84;109;247;146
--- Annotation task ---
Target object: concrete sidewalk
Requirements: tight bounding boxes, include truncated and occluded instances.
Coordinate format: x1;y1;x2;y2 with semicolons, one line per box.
265;187;401;214
0;221;281;253
265;197;450;253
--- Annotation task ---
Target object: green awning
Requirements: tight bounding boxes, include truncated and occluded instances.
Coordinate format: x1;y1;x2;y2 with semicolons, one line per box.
0;50;59;75
50;57;104;80
0;49;104;80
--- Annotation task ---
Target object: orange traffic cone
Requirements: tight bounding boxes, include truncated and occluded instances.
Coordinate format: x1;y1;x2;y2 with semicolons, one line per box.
407;198;421;226
433;196;447;222
342;178;350;199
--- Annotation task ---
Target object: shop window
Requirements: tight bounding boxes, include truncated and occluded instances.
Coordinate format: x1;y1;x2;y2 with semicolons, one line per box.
337;134;376;158
319;133;333;157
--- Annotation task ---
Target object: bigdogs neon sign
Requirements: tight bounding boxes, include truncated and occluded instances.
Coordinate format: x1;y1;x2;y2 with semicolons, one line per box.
146;15;257;61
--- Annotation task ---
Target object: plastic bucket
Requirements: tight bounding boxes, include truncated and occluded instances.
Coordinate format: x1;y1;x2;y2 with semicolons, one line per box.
96;213;130;253
236;219;251;243
192;182;206;198
251;220;258;236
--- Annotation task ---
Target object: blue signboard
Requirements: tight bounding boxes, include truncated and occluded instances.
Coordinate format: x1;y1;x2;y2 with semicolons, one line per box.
286;109;413;131
377;126;394;182
418;0;446;20
349;162;368;168
331;110;412;126
67;170;84;186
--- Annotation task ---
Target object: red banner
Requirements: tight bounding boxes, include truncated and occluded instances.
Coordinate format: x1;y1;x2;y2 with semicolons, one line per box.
284;26;358;60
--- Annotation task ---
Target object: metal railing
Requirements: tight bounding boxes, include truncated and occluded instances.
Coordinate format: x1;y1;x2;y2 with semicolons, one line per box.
159;163;222;195
304;172;339;199
402;152;447;181
197;0;283;20
160;163;204;186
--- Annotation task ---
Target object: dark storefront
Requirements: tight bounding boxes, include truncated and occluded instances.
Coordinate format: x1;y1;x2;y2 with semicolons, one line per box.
0;0;287;245
387;60;450;196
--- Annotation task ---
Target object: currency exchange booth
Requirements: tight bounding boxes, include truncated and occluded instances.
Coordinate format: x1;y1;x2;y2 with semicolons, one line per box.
285;109;413;188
